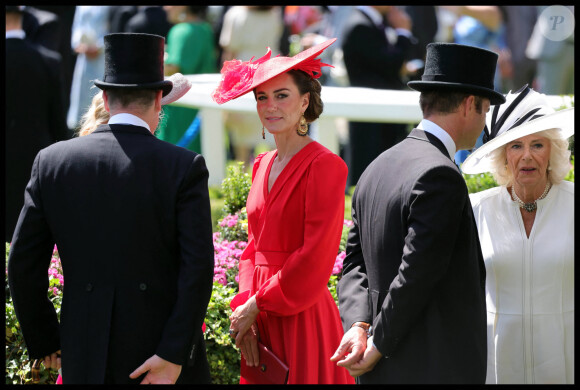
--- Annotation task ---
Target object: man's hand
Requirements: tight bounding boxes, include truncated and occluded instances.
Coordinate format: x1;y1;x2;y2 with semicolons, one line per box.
42;350;61;371
342;336;383;378
129;354;182;384
330;326;368;368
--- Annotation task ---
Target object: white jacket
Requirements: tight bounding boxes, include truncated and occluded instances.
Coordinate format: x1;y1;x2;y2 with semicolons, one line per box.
470;181;574;384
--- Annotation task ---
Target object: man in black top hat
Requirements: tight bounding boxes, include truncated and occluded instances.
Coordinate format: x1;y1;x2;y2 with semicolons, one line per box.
331;43;505;383
8;33;214;384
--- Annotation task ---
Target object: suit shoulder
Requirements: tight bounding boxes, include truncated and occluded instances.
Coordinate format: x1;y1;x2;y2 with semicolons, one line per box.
415;163;464;191
398;138;459;174
153;138;203;162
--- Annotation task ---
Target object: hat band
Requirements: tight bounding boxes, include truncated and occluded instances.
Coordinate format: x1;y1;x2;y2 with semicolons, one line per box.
421;74;494;90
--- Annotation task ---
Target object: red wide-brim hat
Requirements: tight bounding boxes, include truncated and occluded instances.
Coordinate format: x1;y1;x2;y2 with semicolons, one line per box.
212;38;336;105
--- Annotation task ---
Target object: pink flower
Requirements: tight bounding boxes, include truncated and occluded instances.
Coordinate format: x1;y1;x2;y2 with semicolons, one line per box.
332;252;346;275
213;274;227;286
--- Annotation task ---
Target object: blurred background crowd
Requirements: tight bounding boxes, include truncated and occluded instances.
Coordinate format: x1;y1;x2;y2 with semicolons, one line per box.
5;5;575;240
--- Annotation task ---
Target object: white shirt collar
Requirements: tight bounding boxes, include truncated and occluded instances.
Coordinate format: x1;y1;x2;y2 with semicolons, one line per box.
416;119;457;160
108;113;150;132
6;30;26;40
357;6;383;27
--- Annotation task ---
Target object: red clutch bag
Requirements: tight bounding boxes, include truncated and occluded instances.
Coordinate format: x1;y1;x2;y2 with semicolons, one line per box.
231;291;289;384
241;342;289;384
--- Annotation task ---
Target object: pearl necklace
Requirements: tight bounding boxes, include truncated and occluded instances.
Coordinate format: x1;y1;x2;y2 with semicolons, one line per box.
510;182;551;213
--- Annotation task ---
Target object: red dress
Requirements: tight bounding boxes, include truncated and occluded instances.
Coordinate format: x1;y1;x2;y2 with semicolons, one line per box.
236;141;354;384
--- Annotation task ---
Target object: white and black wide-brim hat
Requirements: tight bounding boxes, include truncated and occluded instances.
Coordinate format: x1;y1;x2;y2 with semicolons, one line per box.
408;43;505;105
94;33;173;97
462;84;574;174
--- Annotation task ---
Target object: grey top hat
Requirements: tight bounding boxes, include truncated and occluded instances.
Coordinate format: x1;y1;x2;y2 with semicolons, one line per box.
408;43;506;105
94;33;173;97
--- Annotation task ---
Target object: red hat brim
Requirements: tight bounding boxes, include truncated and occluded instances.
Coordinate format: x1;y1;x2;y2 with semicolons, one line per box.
213;38;336;104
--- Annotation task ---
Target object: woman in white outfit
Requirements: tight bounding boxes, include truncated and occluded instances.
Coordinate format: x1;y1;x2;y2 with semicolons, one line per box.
462;85;574;384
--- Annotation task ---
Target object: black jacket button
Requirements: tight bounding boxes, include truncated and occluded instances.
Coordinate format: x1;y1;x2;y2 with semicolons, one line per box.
86;283;93;292
139;283;147;291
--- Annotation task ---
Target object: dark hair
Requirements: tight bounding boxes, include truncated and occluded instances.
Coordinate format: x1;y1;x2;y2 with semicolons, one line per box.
287;69;324;122
419;90;484;117
105;88;157;109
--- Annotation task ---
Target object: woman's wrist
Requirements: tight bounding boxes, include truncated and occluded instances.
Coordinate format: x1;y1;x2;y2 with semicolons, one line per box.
246;295;260;318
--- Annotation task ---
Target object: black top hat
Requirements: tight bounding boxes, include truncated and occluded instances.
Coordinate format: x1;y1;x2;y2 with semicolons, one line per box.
94;33;172;97
408;43;505;105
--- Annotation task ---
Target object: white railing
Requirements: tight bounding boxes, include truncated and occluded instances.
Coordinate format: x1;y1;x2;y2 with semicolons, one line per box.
173;74;574;186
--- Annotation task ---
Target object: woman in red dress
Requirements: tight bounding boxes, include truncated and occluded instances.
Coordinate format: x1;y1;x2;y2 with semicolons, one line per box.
212;39;354;384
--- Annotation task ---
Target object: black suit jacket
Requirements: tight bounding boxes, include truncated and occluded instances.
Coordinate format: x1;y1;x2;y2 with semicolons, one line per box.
341;8;414;89
5;37;70;242
8;124;214;384
338;129;487;383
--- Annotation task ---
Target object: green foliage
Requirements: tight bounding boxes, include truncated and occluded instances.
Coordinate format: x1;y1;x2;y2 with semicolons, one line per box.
339;220;352;255
344;188;353;221
221;162;251;215
328;275;339;306
5;243;60;384
209;186;226;233
565;156;575;182
463;171;498;194
204;282;240;384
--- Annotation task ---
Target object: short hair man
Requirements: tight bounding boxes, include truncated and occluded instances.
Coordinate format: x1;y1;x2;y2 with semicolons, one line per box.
8;33;214;384
331;43;506;383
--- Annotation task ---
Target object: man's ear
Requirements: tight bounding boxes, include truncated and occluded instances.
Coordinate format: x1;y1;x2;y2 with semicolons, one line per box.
154;90;163;112
103;90;111;112
463;95;475;117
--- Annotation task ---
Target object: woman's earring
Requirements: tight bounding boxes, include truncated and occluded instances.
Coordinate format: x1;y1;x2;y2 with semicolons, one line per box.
547;161;552;171
262;126;265;140
297;114;308;136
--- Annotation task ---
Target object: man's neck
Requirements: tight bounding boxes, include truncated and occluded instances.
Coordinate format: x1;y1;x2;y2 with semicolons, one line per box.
108;111;154;133
424;114;463;150
5;13;23;31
